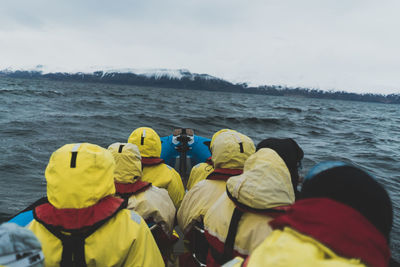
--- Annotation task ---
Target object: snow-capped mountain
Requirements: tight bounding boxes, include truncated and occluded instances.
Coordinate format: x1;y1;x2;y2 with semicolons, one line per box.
0;65;220;82
0;65;243;93
0;65;398;104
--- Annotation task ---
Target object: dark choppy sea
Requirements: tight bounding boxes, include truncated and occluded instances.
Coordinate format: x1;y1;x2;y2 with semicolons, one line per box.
0;77;399;259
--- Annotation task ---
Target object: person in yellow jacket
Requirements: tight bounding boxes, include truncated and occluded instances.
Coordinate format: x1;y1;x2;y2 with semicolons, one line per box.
203;148;295;266
108;142;176;237
222;162;393;267
28;143;164;267
186;129;236;190
108;142;177;264
128;127;185;208
177;131;255;266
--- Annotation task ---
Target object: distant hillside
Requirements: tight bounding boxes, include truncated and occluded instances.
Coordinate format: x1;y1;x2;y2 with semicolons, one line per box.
0;69;399;104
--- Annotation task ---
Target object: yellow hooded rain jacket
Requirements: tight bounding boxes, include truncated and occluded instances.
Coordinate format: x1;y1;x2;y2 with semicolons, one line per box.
29;143;164;267
177;131;255;235
186;129;237;190
108;142;176;236
128;127;185;208
204;148;295;266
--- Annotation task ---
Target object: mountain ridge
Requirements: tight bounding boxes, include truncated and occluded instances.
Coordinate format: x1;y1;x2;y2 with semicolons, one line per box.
0;68;399;104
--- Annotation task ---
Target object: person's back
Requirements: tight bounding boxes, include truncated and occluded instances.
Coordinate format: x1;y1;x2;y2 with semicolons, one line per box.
177;131;255;235
108;142;176;238
223;162;393;267
204;148;295;266
128;127;185;208
28;143;163;267
177;131;255;266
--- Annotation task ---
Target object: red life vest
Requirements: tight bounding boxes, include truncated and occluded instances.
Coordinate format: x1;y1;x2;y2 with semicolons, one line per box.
206;168;243;181
141;157;164;167
114;180;152;199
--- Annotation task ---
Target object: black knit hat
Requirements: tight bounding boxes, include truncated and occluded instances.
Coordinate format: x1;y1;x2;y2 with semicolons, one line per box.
301;164;393;240
256;138;304;197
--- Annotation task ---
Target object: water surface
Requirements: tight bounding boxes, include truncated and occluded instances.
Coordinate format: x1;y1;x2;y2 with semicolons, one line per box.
1;77;399;258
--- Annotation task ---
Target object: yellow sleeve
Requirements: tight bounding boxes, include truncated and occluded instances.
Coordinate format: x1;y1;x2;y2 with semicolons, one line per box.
166;167;185;209
124;211;165;267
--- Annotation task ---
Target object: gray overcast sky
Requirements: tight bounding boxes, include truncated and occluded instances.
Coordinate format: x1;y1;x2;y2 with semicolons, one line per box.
1;0;400;94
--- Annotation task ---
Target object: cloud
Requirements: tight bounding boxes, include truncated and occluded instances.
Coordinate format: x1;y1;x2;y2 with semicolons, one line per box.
0;0;399;94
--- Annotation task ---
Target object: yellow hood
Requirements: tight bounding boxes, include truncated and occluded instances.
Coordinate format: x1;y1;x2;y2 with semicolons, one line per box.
108;143;142;183
210;129;236;150
226;148;295;209
127;127;161;158
211;131;255;169
45;143;116;209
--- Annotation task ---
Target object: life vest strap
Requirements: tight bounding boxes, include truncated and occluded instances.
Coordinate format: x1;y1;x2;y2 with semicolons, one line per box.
209;203;286;266
223;207;244;263
60;234;86;267
41;218;103;267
